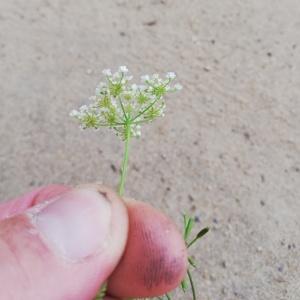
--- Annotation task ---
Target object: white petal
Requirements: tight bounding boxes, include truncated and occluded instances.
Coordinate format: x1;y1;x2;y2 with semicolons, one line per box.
141;75;150;82
119;66;128;73
174;83;183;91
131;84;138;91
69;110;79;117
102;69;112;76
166;72;176;79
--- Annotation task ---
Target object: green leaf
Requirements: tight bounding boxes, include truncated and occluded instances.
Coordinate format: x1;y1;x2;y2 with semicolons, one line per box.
184;216;195;241
196;227;209;239
181;278;188;292
183;214;188;229
188;256;197;268
188;227;209;248
94;283;107;299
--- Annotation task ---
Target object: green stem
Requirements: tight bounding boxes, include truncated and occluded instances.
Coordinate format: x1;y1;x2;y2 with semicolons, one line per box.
187;269;196;300
96;125;131;300
118;96;128;120
131;97;160;122
118;123;131;196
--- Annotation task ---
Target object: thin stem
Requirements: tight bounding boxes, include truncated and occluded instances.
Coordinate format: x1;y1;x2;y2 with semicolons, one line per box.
98;122;125;127
131;97;160;122
118;123;131;196
187;269;196;300
131;120;149;125
118;96;128;120
187;237;198;248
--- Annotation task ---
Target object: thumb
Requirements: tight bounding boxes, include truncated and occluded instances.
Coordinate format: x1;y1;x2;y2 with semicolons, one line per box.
0;184;128;300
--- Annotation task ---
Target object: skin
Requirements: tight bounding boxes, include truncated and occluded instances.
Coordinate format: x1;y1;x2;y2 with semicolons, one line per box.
0;184;188;300
108;200;188;298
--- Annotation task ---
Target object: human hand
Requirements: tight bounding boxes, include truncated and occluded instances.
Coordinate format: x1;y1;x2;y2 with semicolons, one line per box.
0;184;187;299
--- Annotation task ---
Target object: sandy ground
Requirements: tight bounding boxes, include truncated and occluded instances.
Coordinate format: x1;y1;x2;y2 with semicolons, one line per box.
0;0;300;299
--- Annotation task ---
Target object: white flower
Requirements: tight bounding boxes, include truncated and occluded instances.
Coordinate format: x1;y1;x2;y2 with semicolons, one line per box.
131;84;138;91
80;105;88;112
166;72;176;79
132;124;142;137
174;83;183;91
71;66;182;140
141;75;150;82
69;109;79;117
102;69;112;76
119;66;128;73
125;75;133;81
110;98;117;108
138;84;146;91
149;94;157;101
112;72;122;82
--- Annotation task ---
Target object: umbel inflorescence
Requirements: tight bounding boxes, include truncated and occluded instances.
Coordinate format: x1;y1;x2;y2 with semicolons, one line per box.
70;67;208;300
70;66;182;140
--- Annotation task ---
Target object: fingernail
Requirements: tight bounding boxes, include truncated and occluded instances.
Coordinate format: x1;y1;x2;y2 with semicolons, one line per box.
34;188;111;260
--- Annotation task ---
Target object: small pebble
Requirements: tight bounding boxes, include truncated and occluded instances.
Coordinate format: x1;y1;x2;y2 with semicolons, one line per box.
275;276;285;283
188;194;194;202
221;286;227;295
144;20;157;26
194;215;200;223
110;163;117;173
221;260;227;268
293;166;300;172
244;132;251;140
209;274;216;281
190;205;196;212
